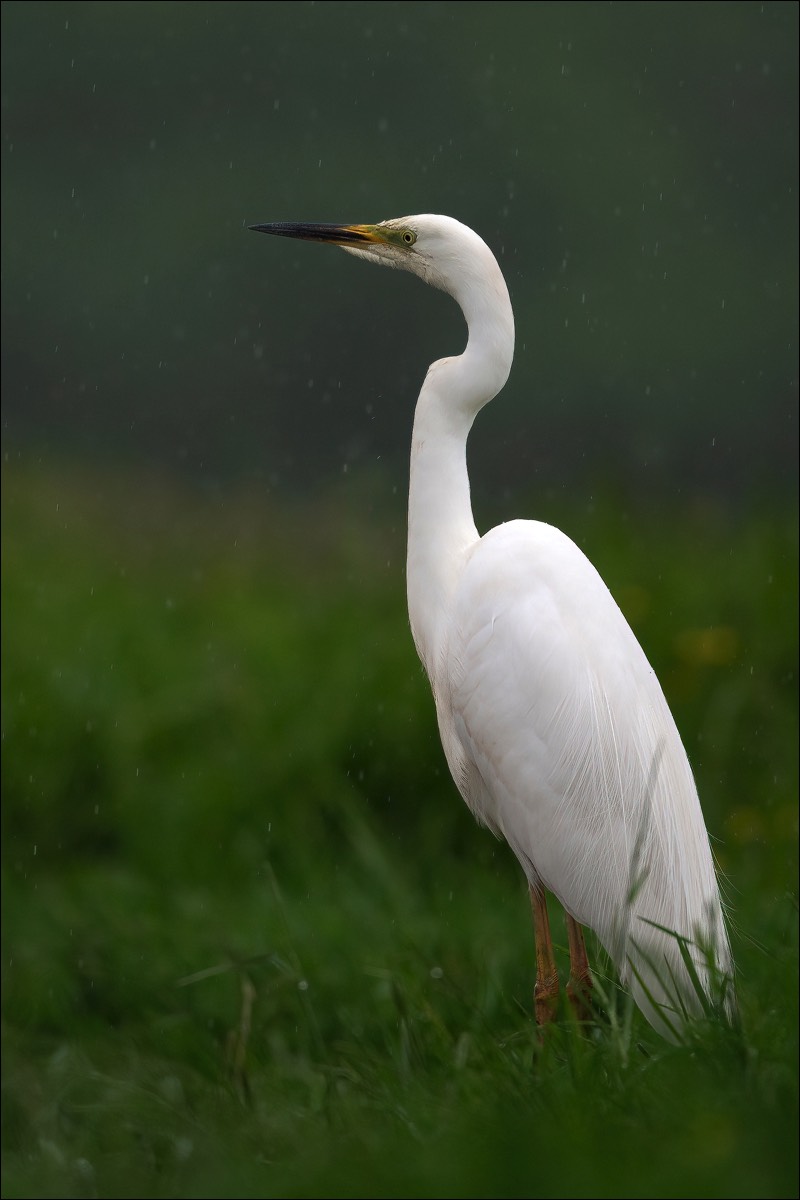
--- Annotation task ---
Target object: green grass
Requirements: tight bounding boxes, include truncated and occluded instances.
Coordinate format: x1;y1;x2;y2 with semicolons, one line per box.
2;463;797;1198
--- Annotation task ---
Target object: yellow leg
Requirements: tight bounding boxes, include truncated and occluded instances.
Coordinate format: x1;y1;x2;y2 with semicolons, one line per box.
529;882;560;1025
565;913;593;1021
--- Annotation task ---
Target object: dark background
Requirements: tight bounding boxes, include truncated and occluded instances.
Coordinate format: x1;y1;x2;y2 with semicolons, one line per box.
2;0;797;511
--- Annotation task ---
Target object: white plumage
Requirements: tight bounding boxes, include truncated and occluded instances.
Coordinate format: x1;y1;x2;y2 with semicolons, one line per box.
251;213;735;1038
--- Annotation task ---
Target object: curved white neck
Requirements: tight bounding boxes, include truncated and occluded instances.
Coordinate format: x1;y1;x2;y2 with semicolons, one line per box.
406;256;515;679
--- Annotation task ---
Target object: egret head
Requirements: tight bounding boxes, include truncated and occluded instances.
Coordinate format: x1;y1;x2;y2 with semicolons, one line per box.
249;214;503;304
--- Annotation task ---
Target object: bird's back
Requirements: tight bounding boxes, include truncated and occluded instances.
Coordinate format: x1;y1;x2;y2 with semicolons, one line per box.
433;518;733;1037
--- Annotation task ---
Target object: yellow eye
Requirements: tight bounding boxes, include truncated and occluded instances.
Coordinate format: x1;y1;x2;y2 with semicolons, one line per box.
403;230;416;245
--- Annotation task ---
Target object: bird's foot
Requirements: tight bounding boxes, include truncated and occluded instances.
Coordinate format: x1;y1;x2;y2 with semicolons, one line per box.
534;971;560;1026
566;971;593;1024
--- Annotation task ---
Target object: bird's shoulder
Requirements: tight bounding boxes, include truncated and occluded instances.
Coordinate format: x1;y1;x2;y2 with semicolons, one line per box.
445;517;657;707
456;518;625;636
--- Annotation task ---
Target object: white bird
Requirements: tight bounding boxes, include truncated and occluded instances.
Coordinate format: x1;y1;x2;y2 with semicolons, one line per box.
250;214;735;1039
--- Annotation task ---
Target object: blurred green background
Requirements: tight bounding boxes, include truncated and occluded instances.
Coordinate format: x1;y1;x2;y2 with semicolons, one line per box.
2;3;798;1197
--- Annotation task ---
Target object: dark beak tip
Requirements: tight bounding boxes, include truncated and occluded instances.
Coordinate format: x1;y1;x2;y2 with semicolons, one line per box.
247;221;374;246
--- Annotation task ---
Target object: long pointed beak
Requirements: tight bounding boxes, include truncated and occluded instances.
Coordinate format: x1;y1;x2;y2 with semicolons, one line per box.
248;221;386;246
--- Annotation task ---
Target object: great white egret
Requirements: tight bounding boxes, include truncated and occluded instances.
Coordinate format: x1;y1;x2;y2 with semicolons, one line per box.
250;214;735;1040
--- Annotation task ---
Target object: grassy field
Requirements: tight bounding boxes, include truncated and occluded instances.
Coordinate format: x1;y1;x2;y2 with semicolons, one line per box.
2;462;797;1198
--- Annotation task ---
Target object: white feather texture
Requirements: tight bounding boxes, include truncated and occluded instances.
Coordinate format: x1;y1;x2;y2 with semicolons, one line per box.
436;520;730;1035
